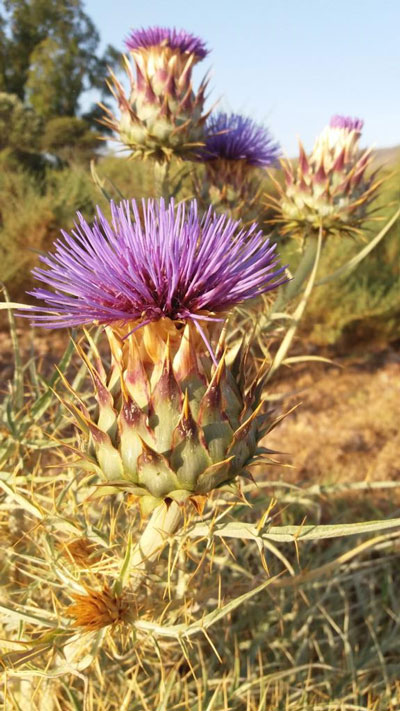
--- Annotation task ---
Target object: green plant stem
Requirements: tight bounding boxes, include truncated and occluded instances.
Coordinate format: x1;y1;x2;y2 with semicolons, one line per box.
273;231;321;314
252;230;321;345
154;160;171;199
130;501;182;590
265;226;323;383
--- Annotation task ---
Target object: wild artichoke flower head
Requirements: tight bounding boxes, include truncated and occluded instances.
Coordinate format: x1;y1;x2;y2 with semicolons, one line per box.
200;112;280;168
30;198;285;333
27;199;286;514
269;114;380;238
102;26;210;161
195;112;280;221
126;26;208;67
311;114;364;171
329;115;364;132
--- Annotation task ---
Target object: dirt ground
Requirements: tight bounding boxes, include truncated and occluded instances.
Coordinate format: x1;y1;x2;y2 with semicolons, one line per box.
265;346;400;485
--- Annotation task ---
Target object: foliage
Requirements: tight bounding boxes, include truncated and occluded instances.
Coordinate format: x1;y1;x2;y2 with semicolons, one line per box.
0;164;106;292
0;0;117;127
0;91;42;152
41;116;101;163
0;168;54;289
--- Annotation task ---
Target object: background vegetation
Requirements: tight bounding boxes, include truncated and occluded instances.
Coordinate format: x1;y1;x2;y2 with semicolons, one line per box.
1;151;399;349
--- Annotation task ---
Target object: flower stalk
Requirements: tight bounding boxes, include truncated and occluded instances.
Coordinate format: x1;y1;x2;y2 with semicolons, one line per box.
265;226;323;383
130;500;182;588
268;229;320;319
154;160;171;198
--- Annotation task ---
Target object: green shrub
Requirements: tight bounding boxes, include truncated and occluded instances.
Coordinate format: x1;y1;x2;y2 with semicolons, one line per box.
41;116;100;163
0;168;53;291
0;92;43;153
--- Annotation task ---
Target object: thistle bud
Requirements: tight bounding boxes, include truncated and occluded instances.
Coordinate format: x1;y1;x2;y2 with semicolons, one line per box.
101;27;210;162
194;112;280;222
269;115;380;238
24;199;286;515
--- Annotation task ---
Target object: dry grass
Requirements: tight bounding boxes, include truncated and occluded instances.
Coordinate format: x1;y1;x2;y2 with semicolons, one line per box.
266;349;400;486
1;319;400;710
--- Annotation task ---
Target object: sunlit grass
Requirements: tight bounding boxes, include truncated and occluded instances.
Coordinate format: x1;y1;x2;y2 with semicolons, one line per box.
1;315;400;709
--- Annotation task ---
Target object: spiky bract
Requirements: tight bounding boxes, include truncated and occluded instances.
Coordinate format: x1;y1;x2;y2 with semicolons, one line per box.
268;115;381;238
61;321;279;514
102;26;210;162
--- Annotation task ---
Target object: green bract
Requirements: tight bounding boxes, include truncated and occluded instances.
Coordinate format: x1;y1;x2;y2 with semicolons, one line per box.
268;119;382;239
64;321;277;515
102;46;208;162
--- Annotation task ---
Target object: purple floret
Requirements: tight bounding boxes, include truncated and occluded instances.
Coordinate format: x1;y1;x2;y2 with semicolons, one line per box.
26;199;286;330
126;26;208;59
330;115;364;132
199;113;281;168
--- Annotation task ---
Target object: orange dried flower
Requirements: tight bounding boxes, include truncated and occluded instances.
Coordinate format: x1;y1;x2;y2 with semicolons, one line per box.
66;586;131;631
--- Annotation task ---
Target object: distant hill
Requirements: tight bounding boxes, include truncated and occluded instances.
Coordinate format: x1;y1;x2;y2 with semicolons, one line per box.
372;145;400;167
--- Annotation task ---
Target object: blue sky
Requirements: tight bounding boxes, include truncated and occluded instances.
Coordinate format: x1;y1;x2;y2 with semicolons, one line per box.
85;0;400;155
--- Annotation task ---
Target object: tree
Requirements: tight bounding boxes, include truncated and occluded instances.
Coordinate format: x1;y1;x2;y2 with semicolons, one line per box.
0;0;118;124
0;92;43;151
41;116;101;162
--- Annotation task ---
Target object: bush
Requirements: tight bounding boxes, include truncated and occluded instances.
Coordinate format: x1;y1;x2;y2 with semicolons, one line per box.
41;116;101;163
0;168;54;292
0;92;43;153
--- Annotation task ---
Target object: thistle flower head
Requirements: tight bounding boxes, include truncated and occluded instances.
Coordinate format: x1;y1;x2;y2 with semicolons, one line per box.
269;115;380;238
329;115;364;132
102;26;209;161
200;112;280;167
311;114;365;171
66;586;131;631
25;199;285;514
126;26;208;61
193;113;280;222
29;198;285;331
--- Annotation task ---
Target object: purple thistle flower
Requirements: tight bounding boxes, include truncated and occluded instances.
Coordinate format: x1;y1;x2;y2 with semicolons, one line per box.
330;115;364;132
126;26;209;60
199;112;281;167
27;199;286;331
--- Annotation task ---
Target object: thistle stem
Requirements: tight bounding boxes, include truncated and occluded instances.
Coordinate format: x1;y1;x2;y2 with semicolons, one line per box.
272;231;320;314
265;226;323;383
154;160;171;199
130;501;182;589
254;229;321;341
